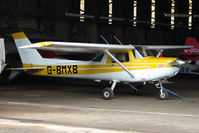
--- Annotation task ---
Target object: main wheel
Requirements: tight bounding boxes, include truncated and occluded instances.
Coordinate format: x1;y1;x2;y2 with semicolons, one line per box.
103;87;114;100
135;85;145;96
159;89;169;100
135;89;144;96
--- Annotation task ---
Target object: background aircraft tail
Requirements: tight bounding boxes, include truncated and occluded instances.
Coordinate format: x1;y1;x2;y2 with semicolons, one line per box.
12;32;43;65
185;37;199;48
183;37;199;63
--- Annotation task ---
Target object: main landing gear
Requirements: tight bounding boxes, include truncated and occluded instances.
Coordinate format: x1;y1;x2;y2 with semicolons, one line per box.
102;80;191;102
124;82;145;96
155;81;169;100
103;80;117;100
102;80;169;100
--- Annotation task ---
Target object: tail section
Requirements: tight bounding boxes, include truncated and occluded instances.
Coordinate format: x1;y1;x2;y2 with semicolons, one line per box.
12;32;43;65
184;37;199;55
183;37;199;63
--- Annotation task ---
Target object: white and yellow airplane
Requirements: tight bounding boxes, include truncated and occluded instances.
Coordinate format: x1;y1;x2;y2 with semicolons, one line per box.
11;32;192;100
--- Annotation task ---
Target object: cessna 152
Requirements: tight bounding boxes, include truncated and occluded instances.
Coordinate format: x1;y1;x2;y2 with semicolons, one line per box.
11;32;192;100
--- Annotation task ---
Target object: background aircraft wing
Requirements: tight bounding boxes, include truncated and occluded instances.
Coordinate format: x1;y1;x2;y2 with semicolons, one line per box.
20;42;135;53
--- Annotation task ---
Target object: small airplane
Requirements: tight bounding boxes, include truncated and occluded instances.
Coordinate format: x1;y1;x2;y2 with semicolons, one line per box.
0;38;6;75
10;32;192;100
180;37;199;75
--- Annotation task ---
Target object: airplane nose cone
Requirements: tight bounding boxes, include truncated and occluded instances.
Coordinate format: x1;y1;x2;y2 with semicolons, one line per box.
168;59;185;67
176;59;185;66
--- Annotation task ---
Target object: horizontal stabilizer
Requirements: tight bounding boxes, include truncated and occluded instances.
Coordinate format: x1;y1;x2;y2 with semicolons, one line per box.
9;70;22;80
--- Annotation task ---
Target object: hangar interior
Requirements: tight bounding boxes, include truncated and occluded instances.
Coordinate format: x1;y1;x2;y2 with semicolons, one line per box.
1;0;199;45
0;1;199;132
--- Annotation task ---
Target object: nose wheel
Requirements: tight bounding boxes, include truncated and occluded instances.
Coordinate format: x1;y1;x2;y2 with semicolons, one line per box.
155;81;169;100
159;89;169;100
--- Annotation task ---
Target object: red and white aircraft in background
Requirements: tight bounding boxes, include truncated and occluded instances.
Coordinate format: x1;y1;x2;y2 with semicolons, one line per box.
180;37;199;75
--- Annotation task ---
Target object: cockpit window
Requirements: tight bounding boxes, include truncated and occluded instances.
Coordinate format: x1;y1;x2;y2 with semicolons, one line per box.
92;53;104;62
132;49;154;57
145;49;154;56
111;52;129;63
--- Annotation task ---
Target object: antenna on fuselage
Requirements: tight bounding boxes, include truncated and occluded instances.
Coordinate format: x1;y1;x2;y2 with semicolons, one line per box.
114;36;123;45
100;35;109;45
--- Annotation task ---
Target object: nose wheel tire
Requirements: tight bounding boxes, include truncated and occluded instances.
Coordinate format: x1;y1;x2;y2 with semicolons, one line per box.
159;89;169;100
103;87;114;100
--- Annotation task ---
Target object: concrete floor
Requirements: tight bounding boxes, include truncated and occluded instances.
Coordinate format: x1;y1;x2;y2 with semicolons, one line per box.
0;75;199;133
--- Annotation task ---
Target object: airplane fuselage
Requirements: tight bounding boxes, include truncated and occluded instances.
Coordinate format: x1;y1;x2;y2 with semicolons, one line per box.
23;56;179;82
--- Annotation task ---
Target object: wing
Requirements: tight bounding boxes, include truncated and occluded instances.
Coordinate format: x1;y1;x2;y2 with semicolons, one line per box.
20;41;193;52
135;45;193;50
20;42;135;53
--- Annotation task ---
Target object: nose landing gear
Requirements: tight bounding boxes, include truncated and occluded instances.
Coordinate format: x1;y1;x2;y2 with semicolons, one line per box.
159;88;169;100
155;81;169;100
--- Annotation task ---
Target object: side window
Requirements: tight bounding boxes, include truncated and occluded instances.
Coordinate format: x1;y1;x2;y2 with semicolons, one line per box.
92;53;104;62
111;53;129;63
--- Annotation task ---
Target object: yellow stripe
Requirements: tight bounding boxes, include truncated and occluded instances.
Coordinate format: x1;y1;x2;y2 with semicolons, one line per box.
31;42;53;47
40;42;53;47
12;32;27;39
22;63;172;76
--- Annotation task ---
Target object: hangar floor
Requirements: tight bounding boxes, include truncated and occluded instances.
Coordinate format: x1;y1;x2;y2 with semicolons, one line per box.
0;75;199;133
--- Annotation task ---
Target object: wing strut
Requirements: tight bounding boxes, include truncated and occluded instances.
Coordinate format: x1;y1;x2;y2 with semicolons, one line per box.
104;49;134;78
